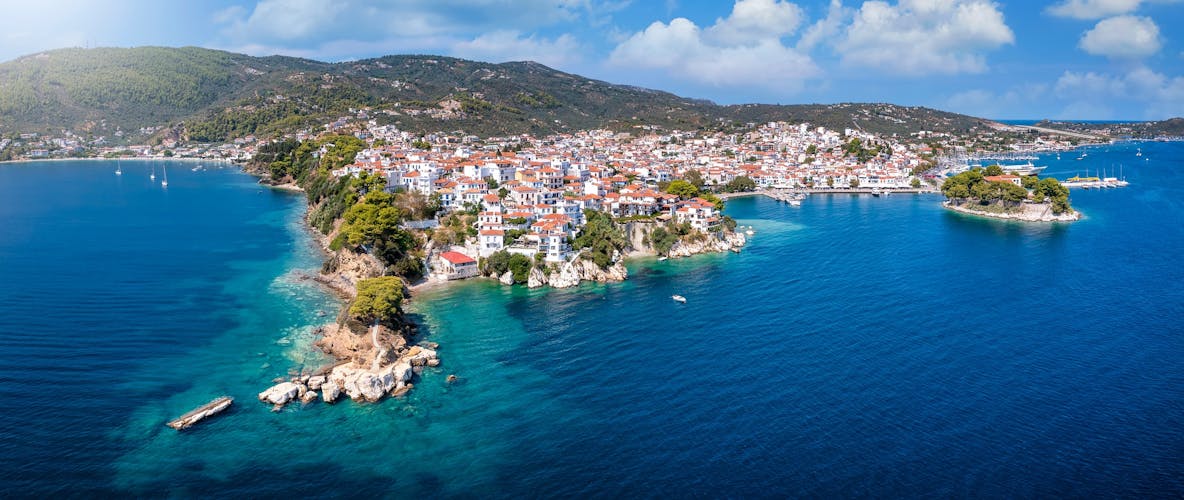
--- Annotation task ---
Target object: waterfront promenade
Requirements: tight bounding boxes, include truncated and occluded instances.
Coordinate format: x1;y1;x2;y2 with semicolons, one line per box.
718;186;939;201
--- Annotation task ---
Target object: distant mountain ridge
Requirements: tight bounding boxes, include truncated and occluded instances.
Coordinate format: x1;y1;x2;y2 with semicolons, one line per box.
0;46;1003;141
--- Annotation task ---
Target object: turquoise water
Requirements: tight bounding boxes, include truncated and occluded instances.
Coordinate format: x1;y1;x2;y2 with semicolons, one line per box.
1;142;1183;496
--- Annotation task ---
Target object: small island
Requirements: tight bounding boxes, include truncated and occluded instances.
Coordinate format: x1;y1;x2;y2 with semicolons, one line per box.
940;165;1079;222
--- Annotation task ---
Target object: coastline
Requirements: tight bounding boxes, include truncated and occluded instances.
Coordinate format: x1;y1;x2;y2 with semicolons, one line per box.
942;200;1081;222
0;156;232;165
717;187;939;201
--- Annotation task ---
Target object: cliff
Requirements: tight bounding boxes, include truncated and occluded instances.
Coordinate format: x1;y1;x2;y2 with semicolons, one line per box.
667;231;747;257
623;220;748;259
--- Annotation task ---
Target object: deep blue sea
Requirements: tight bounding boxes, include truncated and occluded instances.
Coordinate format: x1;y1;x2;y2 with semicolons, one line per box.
1;143;1182;497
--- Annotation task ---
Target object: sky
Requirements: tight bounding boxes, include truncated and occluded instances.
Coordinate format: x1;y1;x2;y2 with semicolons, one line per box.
2;0;1182;120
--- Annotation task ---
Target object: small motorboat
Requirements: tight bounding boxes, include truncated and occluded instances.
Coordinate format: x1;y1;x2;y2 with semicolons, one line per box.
672;295;687;303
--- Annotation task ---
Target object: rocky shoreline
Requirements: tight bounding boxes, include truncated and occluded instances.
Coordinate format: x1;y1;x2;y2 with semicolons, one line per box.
943;200;1081;222
477;227;747;290
256;173;749;407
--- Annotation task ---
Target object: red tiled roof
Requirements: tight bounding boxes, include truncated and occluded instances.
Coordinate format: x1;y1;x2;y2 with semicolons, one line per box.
440;251;476;265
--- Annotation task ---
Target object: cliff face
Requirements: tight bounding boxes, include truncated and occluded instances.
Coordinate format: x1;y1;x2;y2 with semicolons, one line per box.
536;258;629;289
623;220;747;259
623;221;656;257
668;231;747;257
317;248;384;297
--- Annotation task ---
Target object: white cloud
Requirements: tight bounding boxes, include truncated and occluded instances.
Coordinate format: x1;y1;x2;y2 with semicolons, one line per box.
1055;67;1184;118
1079;15;1161;59
1046;0;1142;19
452;31;582;67
705;0;804;45
608;0;820;91
797;0;851;51
836;0;1015;75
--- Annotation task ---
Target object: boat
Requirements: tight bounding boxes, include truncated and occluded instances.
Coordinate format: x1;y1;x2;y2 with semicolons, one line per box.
871;188;882;197
150;164;156;181
671;295;687;303
1136;149;1142;157
115;162;122;176
161;165;169;187
788;199;802;207
997;162;1047;176
658;256;668;261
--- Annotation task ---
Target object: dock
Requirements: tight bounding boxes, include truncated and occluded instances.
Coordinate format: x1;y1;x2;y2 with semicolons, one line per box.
1061;176;1129;189
166;396;233;430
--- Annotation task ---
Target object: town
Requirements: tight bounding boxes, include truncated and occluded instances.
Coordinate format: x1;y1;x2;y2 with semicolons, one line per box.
1;113;1101;284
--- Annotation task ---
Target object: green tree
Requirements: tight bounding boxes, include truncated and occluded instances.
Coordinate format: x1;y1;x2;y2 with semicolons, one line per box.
350;276;405;323
1002;182;1028;203
666;179;700;199
508;253;533;283
723;176;756;193
849;178;860;188
573;210;626;269
684;169;706;189
984;164;1004;176
805;144;817;155
910;178;922;188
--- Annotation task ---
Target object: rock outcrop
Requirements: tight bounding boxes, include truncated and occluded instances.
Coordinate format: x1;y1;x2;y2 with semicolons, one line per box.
668;231;747;258
321;381;341;403
528;267;548;288
258;382;301;406
315;247;384;298
546;258;628;289
499;271;515;285
315;345;438;403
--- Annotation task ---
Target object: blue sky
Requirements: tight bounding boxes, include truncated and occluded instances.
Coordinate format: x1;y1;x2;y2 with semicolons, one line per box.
2;0;1182;120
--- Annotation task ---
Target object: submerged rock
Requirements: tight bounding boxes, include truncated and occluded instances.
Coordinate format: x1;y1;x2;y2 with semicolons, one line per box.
301;391;318;404
403;346;438;367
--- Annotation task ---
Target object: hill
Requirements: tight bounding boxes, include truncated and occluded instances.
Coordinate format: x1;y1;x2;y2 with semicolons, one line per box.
0;46;1001;141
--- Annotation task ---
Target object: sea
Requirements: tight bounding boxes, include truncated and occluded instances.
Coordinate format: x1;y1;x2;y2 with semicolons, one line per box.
1;142;1181;497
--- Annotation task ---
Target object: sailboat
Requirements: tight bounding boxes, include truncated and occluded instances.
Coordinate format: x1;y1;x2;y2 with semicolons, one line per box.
161;165;169;188
115;161;122;176
150;163;156;181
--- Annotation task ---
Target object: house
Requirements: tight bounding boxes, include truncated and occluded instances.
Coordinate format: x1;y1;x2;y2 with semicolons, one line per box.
478;229;505;257
673;198;721;232
438;251;479;280
984;175;1023;187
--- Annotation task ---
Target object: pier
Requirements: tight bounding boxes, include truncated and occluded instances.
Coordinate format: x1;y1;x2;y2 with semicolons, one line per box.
166;396;233;430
